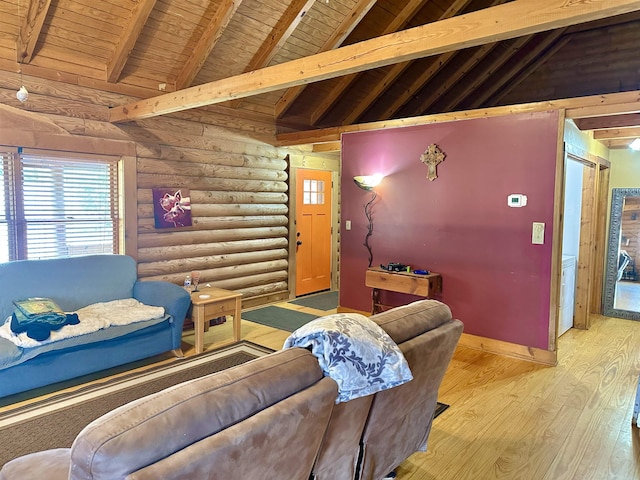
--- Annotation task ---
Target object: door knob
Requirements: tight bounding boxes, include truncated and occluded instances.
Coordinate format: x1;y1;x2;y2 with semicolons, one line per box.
296;240;303;246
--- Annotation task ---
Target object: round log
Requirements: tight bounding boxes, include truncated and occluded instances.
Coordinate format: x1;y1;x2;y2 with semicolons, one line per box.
137;250;288;276
137;238;288;262
137;189;288;205
137;227;288;248
137;203;288;219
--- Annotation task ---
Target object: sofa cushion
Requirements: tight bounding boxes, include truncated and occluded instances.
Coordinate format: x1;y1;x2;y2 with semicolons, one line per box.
0;299;166;349
0;340;21;370
0;315;170;371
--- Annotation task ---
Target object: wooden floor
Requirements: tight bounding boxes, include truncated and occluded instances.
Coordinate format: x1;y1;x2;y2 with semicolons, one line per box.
220;305;640;480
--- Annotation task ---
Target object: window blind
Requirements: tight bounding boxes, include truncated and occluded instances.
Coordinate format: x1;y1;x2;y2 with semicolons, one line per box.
0;149;120;261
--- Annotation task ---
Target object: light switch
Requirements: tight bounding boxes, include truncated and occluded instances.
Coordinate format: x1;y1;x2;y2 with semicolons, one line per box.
532;222;545;244
345;220;352;230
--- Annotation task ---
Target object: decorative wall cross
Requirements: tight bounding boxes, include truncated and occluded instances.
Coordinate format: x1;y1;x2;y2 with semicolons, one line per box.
420;144;446;181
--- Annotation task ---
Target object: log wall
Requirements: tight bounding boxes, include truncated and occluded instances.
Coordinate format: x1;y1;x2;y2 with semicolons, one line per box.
0;71;339;303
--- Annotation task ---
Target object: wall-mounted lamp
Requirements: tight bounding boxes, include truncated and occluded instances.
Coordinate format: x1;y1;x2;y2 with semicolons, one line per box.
630;138;640;151
354;174;384;267
353;174;383;190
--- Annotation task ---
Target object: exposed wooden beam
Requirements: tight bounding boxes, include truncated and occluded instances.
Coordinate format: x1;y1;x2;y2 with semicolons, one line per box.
16;0;52;64
407;43;499;117
311;0;467;126
602;138;638;149
175;0;243;90
274;0;379;118
276;90;640;146
312;141;341;153
106;0;158;83
593;126;640;139
437;35;531;113
567;101;640;119
573;113;640;130
468;28;566;109
229;0;317;108
110;0;640;123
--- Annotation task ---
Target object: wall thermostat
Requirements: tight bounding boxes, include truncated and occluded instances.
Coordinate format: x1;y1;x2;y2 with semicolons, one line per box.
507;194;527;207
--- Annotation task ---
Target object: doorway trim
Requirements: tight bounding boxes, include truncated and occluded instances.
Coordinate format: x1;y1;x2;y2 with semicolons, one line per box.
562;142;610;332
287;155;340;298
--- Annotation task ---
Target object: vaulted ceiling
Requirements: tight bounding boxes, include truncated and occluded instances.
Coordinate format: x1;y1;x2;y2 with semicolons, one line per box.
1;0;640;148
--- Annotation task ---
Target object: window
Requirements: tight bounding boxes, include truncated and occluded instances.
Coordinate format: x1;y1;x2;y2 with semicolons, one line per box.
303;179;326;205
0;148;120;261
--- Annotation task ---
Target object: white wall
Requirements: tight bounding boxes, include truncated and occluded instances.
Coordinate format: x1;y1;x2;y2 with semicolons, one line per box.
609;149;640;188
562;158;583;258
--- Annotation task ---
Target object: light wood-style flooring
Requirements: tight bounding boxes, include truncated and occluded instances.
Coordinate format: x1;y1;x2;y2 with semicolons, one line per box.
216;304;640;480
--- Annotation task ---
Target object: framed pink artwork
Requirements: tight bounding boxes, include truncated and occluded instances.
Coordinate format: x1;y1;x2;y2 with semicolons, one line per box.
152;188;192;229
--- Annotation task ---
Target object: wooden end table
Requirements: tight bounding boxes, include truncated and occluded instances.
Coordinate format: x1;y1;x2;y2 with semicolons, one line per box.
365;267;442;314
190;286;242;354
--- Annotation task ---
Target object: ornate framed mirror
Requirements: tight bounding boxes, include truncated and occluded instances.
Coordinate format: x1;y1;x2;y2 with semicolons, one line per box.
603;188;640;320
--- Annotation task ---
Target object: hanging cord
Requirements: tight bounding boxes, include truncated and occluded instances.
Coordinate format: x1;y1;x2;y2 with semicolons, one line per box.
16;0;28;103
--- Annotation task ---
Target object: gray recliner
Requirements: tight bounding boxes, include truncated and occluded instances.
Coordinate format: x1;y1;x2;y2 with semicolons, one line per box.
0;348;338;480
311;300;463;480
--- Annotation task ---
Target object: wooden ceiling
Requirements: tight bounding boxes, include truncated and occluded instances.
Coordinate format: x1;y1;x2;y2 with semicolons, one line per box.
1;0;640;147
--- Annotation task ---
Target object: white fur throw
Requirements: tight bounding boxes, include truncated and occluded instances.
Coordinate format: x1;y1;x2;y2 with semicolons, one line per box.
0;299;165;348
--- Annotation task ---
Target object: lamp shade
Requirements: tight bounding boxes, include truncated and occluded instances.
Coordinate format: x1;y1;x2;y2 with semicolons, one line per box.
353;174;383;190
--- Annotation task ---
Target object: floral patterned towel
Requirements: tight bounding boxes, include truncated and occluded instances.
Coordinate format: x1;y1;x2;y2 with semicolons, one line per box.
283;312;413;403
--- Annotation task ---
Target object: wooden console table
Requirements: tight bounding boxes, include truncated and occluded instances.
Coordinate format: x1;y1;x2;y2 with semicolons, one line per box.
190;287;242;354
365;267;442;314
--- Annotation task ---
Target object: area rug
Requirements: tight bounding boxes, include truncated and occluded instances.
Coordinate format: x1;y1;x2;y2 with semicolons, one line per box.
0;341;272;467
242;305;319;331
290;291;339;311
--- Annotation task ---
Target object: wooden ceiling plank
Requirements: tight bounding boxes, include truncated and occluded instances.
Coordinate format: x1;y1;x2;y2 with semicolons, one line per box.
276;90;640;146
106;0;158;83
307;0;441;126
380;0;502;120
109;0;640;123
174;0;243;90
16;0;52;64
593;126;640;139
228;0;317;108
408;42;499;117
468;28;566;109
274;0;379;119
378;0;502;121
379;51;457;120
437;35;531;113
335;0;475;125
573;113;640;130
489;31;573;105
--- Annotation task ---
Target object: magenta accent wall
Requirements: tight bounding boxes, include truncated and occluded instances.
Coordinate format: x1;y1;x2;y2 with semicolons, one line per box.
340;111;560;350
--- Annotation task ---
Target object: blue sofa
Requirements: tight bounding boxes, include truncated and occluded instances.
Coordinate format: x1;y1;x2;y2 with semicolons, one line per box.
0;255;191;398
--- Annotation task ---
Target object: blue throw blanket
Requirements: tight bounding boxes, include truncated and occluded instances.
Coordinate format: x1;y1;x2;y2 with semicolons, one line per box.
283;312;413;403
11;310;80;341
